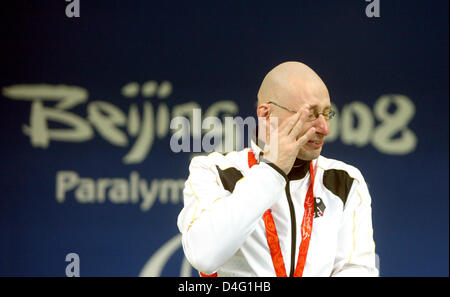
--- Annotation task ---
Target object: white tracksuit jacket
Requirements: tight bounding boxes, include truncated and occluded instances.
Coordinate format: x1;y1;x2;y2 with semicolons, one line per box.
177;141;378;277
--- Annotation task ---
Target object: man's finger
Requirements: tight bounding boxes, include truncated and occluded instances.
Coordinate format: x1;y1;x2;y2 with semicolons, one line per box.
279;111;301;135
296;127;316;146
289;105;311;139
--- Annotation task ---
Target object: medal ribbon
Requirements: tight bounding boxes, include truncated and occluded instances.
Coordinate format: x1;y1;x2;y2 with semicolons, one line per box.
250;150;315;277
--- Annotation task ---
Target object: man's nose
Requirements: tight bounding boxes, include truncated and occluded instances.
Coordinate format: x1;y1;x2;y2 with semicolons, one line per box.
314;114;330;136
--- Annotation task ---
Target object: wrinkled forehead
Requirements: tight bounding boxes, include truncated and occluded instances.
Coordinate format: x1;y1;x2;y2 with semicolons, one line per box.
284;77;331;110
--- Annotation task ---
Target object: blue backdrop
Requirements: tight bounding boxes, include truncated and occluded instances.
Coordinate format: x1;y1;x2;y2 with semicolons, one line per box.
0;0;448;277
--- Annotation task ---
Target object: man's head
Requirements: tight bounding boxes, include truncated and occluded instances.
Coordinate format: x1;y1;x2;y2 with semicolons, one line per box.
256;61;331;160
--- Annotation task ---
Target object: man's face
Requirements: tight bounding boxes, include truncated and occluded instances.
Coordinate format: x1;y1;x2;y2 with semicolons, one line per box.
270;81;331;161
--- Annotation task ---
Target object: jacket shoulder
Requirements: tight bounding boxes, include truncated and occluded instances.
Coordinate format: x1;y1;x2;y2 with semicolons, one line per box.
189;149;251;171
189;149;251;193
317;156;367;206
318;155;365;184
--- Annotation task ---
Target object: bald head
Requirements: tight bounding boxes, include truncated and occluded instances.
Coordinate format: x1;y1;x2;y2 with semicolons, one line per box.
256;61;332;161
257;61;329;108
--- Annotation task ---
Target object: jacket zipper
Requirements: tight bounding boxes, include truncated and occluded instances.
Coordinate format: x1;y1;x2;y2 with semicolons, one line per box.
285;181;297;277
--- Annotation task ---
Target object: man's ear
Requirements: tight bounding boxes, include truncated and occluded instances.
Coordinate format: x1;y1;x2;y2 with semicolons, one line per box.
257;104;270;118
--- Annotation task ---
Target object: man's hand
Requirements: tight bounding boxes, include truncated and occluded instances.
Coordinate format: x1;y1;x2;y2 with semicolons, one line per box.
262;105;316;175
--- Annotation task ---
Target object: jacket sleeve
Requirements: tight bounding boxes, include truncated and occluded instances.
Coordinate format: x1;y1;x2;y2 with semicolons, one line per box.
177;155;286;275
331;171;379;277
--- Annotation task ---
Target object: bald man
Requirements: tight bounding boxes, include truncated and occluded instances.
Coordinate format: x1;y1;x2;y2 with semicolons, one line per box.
177;62;378;277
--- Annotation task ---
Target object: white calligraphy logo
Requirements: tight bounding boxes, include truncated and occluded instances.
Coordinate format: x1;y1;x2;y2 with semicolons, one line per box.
326;95;417;155
2;83;417;157
2;82;239;164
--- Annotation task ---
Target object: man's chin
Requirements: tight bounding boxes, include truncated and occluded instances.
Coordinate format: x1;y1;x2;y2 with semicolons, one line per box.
297;147;322;161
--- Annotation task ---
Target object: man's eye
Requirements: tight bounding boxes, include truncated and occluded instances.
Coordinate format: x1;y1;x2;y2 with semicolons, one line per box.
307;112;316;120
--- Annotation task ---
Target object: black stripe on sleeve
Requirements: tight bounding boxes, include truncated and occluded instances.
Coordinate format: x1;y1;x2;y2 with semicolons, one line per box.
216;166;244;193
